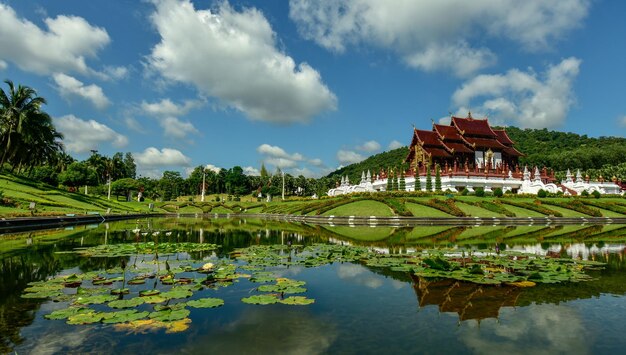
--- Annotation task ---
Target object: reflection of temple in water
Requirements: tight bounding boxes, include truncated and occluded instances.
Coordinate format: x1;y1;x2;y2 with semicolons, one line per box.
411;276;521;322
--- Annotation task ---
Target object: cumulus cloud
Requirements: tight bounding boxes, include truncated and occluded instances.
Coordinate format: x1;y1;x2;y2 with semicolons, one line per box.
257;144;304;161
337;149;365;165
0;3;110;75
356;140;381;152
388;140;404;150
148;0;337;123
619;115;626;127
204;164;222;173
52;73;110;109
0;60;7;70
159;116;199;139
55;115;127;153
140;98;203;117
243;166;261;176
140;98;202;138
308;158;324;167
290;0;589;77
134;147;191;167
451;57;581;128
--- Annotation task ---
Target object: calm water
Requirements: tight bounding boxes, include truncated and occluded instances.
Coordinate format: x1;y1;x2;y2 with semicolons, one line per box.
2;217;626;354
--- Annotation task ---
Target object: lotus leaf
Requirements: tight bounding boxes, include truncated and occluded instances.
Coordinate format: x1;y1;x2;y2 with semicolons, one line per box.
24;283;64;293
153;302;187;312
279;296;315;305
102;310;150;324
186;297;224;308
160;288;193;300
21;290;62;299
148;308;190;322
75;294;117;305
111;288;130;295
142;295;167;304
108;297;145;309
113;318;191;334
44;307;90;320
139;290;161;297
241;295;278;305
128;279;146;285
67;312;104;325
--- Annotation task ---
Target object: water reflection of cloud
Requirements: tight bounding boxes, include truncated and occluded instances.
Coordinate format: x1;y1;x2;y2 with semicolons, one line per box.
181;308;337;354
337;264;384;289
460;304;588;355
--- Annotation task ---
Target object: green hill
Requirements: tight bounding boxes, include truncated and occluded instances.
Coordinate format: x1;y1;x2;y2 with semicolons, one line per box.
326;126;626;183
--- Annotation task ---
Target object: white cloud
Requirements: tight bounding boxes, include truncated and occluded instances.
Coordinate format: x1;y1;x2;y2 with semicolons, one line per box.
0;4;110;75
356;140;381;152
0;59;7;70
55;114;127;153
337;149;365;165
243;166;260;176
308;158;324;167
140;98;202;138
619;115;626;127
257;144;304;161
148;0;337;123
205;164;222;173
388;140;404;150
265;158;299;169
452;57;581;128
140;98;202;117
52;73;110;109
134;147;191;167
159;116;198;139
290;0;589;77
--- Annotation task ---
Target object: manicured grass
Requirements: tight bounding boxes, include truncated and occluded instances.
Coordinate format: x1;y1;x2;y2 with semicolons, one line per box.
178;205;203;213
499;204;545;217
323;225;394;241
454;201;505;217
405;203;453;217
502;225;546;238
538;204;587;217
322;200;393;217
210;206;233;214
456;226;506;240
406;226;456;240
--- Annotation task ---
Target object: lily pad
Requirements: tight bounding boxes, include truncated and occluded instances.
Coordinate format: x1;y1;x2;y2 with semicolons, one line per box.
186;298;224;308
139;290;161;297
75;294;117;305
67;311;104;325
241;294;278;305
21;290;62;299
127;278;146;285
141;295;168;304
102;310;150;324
110;288;130;295
161;288;193;300
44;307;91;320
108;297;145;309
148;308;190;322
279;296;315;305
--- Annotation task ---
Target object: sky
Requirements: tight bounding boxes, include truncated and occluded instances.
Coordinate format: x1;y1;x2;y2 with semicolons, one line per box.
1;0;625;178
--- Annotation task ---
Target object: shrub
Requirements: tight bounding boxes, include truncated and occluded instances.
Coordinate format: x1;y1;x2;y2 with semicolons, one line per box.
414;198;466;217
426;166;432;192
434;165;442;192
493;188;503;197
581;190;590;197
460;188;469;196
537;189;547;198
592;190;601;199
474;187;485;197
500;199;563;217
541;200;602;217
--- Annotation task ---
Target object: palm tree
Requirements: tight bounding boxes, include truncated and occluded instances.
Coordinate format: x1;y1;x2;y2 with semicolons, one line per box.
0;80;62;169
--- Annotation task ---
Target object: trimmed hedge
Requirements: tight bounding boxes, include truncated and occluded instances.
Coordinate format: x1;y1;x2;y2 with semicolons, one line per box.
474;201;516;217
540;200;602;217
499;200;563;217
414;198;466;217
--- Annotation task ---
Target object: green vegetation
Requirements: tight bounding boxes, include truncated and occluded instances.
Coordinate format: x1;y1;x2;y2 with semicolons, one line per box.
322;200;393;216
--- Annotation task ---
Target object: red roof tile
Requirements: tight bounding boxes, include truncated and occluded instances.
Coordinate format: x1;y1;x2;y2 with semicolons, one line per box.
433;124;463;141
463;136;507;149
503;146;524;157
494;129;515;146
451;116;497;137
445;142;475;153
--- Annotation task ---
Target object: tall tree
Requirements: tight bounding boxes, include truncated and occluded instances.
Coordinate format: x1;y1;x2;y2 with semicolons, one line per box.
0;80;62;169
426;165;433;192
123;152;136;179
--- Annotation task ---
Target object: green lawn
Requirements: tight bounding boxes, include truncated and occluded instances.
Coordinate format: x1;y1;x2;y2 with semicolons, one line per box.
455;201;505;217
322;200;393;216
405;203;453;217
322;225;394;241
405;226;457;240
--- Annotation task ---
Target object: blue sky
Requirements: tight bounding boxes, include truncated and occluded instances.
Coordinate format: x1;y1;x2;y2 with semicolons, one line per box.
1;0;624;178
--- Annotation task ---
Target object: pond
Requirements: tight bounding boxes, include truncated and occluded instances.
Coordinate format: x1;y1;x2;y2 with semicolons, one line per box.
2;217;626;354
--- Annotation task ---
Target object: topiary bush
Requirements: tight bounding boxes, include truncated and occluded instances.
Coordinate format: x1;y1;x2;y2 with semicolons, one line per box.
493;188;503;197
592;190;601;199
460;188;469;196
474;187;485;197
581;190;589;197
537;189;547;198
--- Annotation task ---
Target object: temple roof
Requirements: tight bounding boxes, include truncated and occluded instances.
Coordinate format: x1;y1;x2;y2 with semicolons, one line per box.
433;124;464;141
463;136;507;149
503;146;524;157
445;142;475;154
413;129;444;146
494;129;515;146
451;116;497;138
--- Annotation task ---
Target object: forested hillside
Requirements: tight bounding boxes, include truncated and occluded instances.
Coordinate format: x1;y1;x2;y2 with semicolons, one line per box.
327;127;626;183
